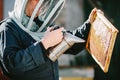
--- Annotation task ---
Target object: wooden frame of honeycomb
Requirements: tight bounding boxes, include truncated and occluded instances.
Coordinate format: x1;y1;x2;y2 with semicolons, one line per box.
86;11;119;72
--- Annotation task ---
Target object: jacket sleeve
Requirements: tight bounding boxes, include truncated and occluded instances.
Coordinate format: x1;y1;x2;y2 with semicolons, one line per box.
3;25;47;75
65;20;91;55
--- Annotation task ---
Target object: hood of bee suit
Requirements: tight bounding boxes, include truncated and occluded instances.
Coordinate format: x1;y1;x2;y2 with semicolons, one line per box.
9;0;65;41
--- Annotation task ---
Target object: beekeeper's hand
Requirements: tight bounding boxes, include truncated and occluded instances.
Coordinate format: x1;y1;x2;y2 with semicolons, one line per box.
41;27;64;49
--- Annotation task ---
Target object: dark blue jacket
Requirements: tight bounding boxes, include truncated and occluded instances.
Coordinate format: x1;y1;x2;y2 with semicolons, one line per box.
2;18;90;80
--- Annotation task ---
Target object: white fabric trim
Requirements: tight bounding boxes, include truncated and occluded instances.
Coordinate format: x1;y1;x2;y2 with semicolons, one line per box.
9;12;44;42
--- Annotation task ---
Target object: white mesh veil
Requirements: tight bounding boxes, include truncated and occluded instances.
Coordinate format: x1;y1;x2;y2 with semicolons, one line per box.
13;0;65;32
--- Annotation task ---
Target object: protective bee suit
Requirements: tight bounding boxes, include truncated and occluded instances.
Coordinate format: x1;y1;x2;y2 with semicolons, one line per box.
0;0;91;80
